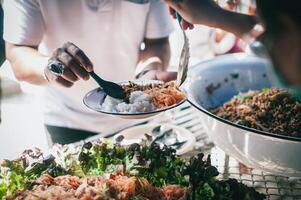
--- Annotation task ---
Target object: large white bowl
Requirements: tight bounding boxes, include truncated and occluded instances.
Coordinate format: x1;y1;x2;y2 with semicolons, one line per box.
184;53;301;177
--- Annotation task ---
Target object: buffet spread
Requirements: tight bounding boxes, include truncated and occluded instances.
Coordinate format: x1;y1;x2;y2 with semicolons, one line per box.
2;54;301;200
0;135;264;200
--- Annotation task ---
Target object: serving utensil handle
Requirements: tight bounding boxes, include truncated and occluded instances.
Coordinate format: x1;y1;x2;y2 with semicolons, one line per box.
89;71;104;89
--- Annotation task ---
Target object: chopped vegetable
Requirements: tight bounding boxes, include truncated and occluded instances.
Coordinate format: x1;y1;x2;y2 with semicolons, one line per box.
0;140;265;200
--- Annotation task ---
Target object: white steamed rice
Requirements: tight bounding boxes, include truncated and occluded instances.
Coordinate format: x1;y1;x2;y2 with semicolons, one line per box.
102;91;155;113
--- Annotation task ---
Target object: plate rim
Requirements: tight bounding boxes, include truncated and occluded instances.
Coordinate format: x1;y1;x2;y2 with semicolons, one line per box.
83;80;187;116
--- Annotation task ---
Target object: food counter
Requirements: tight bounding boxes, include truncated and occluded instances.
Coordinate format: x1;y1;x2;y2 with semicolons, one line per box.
72;103;301;200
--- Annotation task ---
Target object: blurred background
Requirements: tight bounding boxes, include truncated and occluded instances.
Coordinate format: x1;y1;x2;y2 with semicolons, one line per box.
0;0;254;159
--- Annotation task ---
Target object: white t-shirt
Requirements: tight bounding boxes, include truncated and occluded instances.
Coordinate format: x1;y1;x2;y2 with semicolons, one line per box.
3;0;174;135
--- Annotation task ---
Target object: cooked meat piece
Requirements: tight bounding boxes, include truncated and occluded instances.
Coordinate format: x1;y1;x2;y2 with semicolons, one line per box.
13;174;187;200
35;173;54;186
162;185;187;200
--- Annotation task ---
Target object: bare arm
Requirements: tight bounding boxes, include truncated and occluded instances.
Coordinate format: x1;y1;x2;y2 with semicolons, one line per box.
211;9;257;38
6;42;93;87
137;37;171;71
164;0;258;38
136;37;176;82
5;42;49;85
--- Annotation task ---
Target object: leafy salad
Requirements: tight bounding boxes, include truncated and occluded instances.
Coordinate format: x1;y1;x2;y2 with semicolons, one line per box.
0;138;265;200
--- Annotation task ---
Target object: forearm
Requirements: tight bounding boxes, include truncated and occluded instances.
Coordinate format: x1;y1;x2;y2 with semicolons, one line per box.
208;9;258;38
137;37;171;72
5;42;49;85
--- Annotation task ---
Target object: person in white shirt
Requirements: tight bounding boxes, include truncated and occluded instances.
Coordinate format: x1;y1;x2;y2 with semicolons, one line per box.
2;0;176;144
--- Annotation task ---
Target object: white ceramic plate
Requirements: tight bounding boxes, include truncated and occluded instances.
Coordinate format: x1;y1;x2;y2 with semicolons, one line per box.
83;80;186;119
114;123;196;155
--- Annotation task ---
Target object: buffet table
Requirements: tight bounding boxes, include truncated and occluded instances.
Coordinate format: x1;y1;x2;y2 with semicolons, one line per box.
74;103;301;200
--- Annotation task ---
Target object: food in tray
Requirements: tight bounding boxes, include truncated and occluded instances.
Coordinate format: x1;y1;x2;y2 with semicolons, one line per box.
13;174;186;200
0;139;265;200
211;87;301;137
102;81;186;113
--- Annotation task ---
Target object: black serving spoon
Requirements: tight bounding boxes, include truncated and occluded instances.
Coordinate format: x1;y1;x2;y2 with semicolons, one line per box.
89;71;126;99
48;61;126;99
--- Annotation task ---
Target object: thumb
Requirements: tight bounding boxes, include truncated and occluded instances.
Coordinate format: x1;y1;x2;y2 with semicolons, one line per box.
156;71;177;82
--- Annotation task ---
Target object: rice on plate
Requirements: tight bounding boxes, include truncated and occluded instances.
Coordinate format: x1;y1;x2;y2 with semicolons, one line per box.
101;81;185;114
102;91;155;113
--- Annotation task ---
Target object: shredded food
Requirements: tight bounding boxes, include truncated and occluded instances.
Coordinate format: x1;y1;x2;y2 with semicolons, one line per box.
211;87;301;137
122;81;186;109
13;174;186;200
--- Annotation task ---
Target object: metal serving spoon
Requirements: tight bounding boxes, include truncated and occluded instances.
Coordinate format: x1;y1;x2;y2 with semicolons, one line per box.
176;12;190;87
89;71;126;99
